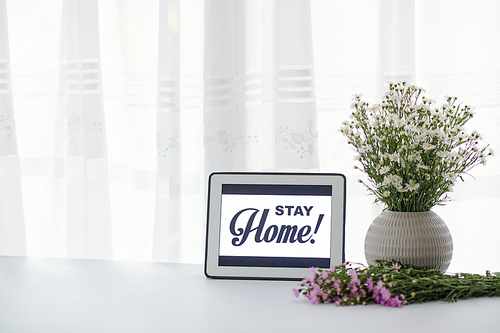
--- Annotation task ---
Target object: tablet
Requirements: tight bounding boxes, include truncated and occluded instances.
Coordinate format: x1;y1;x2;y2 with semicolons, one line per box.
204;172;346;280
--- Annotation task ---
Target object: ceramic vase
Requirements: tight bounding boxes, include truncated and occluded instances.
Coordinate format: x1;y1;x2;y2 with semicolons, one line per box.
364;210;453;272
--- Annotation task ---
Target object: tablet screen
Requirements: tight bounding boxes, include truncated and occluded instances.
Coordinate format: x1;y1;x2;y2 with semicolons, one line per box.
218;184;332;268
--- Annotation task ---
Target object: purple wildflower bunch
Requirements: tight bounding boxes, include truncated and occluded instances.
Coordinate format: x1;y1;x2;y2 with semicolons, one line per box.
294;260;500;307
293;261;406;307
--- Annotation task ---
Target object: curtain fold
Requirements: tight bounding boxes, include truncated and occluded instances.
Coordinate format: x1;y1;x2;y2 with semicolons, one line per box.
377;0;416;93
0;0;26;256
153;0;182;262
56;0;113;259
2;0;500;273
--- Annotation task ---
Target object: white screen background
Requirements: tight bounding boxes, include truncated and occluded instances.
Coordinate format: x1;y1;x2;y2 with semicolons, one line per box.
219;194;332;258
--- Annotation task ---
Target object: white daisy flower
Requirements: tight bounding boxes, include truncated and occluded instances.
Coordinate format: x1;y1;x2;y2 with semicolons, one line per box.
445;172;457;182
432;129;442;136
389;153;399;162
359;145;369;153
438;133;448;142
404;124;418;132
470;130;483;140
456;131;466;139
390;175;403;185
394;118;406;127
382;190;390;197
406;180;420;192
422;143;435;150
340;126;352;135
380;166;390;174
420;104;431;112
415;134;427;142
395;184;407;192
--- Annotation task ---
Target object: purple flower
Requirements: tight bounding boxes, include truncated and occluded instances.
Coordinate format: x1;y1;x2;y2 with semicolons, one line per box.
321;270;329;280
309;267;317;278
332;279;341;294
391;263;401;271
379;287;391;302
292;288;300;298
379;299;392;307
372;280;384;300
390;295;403;308
366;278;374;291
310;295;319;304
359;288;366;298
311;284;321;297
347;280;357;289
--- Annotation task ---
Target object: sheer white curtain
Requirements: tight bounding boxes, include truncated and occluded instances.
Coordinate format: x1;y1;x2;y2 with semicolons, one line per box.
2;0;500;272
0;0;26;256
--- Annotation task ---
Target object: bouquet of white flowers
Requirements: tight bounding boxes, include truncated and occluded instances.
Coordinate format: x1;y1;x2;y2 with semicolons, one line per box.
341;82;493;212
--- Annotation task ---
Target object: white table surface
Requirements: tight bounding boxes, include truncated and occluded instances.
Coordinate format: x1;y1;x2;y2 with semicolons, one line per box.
1;256;499;333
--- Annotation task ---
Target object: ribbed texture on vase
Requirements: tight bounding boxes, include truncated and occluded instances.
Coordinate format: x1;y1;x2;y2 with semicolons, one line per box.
364;210;453;272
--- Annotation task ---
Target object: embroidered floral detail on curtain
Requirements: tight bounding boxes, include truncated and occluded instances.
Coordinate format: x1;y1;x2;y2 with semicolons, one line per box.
276;116;318;159
0;113;15;139
204;129;258;153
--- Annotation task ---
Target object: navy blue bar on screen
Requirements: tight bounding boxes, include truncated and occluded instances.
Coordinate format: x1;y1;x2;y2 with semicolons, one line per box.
221;184;332;196
219;256;330;268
